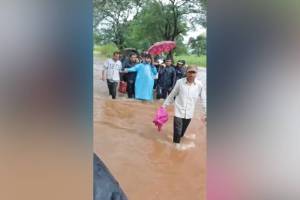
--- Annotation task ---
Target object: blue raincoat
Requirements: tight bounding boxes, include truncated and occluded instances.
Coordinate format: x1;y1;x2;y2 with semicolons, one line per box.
127;63;157;101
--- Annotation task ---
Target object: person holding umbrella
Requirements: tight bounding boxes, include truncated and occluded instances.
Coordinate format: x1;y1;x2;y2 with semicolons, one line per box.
147;41;177;99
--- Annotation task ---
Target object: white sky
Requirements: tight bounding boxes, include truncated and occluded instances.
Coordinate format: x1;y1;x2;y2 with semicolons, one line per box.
183;26;206;44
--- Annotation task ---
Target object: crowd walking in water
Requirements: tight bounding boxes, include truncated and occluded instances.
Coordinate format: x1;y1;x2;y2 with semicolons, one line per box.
101;50;206;150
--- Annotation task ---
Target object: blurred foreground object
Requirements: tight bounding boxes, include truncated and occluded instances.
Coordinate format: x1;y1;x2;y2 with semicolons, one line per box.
94;154;128;200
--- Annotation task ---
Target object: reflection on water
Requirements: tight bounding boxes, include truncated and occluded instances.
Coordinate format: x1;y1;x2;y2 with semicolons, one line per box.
94;60;206;200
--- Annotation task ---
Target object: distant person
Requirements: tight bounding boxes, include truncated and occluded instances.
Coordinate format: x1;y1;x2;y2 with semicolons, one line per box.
174;60;186;82
120;52;126;64
139;51;149;63
124;53;157;101
152;55;163;90
156;57;176;99
102;51;122;99
122;53;138;98
162;66;206;149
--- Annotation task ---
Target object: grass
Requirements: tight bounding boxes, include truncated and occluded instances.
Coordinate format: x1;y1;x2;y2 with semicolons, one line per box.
175;55;206;67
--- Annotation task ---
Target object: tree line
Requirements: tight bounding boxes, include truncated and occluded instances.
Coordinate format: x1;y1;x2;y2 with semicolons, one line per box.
94;0;207;56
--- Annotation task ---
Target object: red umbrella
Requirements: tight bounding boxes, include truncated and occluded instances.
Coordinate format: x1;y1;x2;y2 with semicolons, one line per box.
148;41;176;55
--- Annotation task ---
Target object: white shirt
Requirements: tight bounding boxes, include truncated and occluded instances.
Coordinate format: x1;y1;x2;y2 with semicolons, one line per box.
163;78;206;119
104;58;122;81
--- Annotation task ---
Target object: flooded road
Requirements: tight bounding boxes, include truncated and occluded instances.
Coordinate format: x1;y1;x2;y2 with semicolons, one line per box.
94;57;206;200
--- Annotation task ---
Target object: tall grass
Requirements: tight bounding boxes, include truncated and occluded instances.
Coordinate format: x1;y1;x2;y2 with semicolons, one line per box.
175;55;206;67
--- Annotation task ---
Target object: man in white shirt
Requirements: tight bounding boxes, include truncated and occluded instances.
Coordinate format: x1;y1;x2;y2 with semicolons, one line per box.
162;66;206;147
102;51;122;99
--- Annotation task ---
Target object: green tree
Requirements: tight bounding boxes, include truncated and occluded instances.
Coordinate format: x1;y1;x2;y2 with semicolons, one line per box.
93;0;143;50
94;0;207;53
188;34;206;56
198;0;207;28
124;0;206;59
124;1;181;51
132;0;206;40
174;36;188;55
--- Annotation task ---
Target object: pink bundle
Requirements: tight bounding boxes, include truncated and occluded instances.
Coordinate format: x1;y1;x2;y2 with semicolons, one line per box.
153;107;169;131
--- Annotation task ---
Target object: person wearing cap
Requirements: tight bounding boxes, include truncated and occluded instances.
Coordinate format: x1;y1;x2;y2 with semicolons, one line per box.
174;60;187;82
156;57;177;99
162;66;206;149
123;53;157;101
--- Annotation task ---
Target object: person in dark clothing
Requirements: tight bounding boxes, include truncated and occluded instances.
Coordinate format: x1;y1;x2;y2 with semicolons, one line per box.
156;58;177;99
174;60;187;82
152;55;163;90
122;53;138;98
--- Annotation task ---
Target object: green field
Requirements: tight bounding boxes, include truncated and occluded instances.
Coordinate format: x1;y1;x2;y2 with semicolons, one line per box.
174;55;206;67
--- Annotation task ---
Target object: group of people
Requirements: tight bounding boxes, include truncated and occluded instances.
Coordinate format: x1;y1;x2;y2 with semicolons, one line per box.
102;51;206;149
102;51;188;100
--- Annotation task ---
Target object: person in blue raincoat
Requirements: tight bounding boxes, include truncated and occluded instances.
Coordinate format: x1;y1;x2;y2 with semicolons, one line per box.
123;53;157;101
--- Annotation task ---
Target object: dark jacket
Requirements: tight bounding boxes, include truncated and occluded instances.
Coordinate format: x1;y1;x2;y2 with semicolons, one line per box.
174;66;186;81
94;153;128;200
157;66;176;89
122;59;137;81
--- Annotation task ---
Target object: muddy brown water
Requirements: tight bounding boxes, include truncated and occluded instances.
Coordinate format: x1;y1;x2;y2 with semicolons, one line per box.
94;58;206;200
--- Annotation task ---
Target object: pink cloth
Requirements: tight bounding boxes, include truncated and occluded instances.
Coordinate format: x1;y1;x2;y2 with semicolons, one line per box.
153;107;169;131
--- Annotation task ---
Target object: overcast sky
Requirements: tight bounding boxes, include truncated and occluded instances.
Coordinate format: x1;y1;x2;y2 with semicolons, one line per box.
183;26;206;44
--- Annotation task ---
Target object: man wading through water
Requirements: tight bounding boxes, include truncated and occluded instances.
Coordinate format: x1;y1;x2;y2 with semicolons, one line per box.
122;52;138;98
162;66;206;150
102;51;122;99
156;57;177;100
